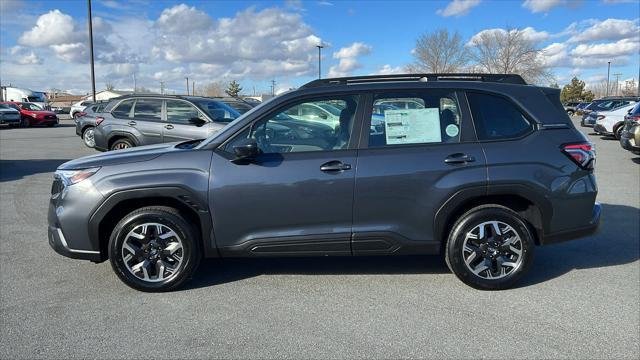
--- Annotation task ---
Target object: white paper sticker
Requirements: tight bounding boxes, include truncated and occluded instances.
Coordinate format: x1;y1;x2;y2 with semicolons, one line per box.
445;124;459;137
384;108;442;145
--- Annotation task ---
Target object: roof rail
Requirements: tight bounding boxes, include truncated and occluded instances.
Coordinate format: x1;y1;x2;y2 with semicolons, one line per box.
300;73;527;89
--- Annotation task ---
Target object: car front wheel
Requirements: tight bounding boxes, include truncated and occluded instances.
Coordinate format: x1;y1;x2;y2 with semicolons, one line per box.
445;205;535;290
108;206;201;292
110;138;134;151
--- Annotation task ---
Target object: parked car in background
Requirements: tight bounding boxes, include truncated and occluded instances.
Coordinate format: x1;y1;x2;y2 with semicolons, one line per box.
283;101;342;129
593;103;637;139
575;102;590;114
0;103;21;126
69;100;97;119
619;102;640;154
581;98;638;122
214;97;256;114
92;95;240;151
51;106;71;114
0;101;58;127
75;101;111;148
563;102;581;116
581;100;638;127
49;73;600;292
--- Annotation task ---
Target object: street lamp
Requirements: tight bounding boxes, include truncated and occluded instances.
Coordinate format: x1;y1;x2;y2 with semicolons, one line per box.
606;61;611;97
87;0;96;102
316;44;324;79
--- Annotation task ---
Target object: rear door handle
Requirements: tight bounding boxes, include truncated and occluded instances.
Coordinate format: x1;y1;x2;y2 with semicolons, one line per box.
164;124;174;130
320;160;352;172
444;153;475;164
128;121;137;126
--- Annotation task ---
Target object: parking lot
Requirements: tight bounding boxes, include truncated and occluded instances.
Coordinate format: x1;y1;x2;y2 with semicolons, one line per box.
0;117;638;358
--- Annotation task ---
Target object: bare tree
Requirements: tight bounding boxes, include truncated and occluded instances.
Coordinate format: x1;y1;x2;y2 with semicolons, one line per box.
407;29;468;73
199;81;225;97
467;28;551;84
105;81;114;91
621;79;638;96
588;80;610;98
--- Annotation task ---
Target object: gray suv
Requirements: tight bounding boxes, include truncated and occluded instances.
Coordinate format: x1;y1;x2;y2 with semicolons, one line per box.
48;74;600;292
92;95;240;151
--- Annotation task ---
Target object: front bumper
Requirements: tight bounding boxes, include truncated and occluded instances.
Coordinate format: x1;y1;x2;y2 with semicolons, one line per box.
543;202;601;245
48;176;105;262
0;116;21;125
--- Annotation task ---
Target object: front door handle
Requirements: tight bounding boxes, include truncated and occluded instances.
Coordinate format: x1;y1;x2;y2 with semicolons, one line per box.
444;153;475;164
320;160;352;172
164;124;174;130
128;121;137;126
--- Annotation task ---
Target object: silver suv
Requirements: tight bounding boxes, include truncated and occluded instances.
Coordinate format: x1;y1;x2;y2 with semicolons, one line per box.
92;95;240;151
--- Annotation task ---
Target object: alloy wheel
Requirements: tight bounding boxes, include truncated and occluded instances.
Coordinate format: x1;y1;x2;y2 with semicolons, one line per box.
83;128;95;147
113;142;130;150
121;223;184;282
462;220;524;280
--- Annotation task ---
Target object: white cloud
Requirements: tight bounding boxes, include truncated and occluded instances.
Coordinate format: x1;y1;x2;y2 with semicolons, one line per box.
571;38;640;57
9;46;43;65
522;0;580;13
437;0;481;17
50;43;87;63
567;18;640;43
156;4;212;33
18;10;80;47
328;42;372;77
374;64;405;75
540;42;571;67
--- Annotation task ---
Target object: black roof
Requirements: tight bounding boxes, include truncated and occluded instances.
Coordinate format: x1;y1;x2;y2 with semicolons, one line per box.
301;73;527;89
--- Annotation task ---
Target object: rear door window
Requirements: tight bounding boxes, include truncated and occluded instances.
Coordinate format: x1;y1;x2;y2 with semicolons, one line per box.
467;92;532;141
112;100;134;118
133;99;162;121
166;100;201;124
368;91;462;148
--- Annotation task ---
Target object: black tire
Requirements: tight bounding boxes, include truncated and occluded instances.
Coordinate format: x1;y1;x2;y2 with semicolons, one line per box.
566;110;574;116
20;117;30;128
445;205;535;290
110;138;134;151
614;124;624;140
108;206;201;292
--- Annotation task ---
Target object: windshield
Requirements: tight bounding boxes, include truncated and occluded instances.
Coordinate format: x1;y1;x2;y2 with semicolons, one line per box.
192;99;240;122
27;96;42;102
21;103;43;111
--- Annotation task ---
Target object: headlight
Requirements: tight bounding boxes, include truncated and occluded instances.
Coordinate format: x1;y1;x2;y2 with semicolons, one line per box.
31;113;38;118
56;167;100;186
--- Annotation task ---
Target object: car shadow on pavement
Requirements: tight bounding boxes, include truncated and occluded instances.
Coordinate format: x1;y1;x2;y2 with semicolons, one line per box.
631;157;640;164
187;203;638;290
187;255;449;289
0;159;70;182
519;203;639;288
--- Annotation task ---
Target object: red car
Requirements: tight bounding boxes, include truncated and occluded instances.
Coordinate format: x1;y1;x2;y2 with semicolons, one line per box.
0;102;58;127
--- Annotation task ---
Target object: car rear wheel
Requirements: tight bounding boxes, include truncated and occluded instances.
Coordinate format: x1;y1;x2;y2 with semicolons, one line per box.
445;205;535;290
108;206;201;292
614;124;624;140
110;138;134;151
20;117;30;127
82;127;96;147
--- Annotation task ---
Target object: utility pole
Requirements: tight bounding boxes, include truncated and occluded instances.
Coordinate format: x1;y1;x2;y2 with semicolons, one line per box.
606;61;611;97
613;73;622;96
270;79;276;96
192;81;195;96
159;81;164;95
87;0;96;102
316;44;324;79
132;72;136;93
185;77;189;95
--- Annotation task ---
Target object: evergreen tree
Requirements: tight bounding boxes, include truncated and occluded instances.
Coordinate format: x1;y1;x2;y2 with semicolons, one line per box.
226;80;242;97
560;77;594;103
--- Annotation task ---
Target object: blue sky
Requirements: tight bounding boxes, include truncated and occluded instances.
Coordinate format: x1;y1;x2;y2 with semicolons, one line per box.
0;0;638;95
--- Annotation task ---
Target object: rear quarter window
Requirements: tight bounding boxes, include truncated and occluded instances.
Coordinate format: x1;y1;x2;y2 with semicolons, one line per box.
467;92;532;141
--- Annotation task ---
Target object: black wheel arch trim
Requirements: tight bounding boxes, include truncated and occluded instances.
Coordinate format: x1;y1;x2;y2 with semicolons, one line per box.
88;186;216;261
434;183;553;246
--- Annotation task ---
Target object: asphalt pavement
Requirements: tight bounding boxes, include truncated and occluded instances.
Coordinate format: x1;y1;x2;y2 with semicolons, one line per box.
0;118;638;359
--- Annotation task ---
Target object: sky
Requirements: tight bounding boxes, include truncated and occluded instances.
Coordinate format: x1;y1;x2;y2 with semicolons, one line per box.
0;0;638;95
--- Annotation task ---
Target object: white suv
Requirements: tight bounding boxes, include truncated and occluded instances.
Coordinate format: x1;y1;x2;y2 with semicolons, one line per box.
69;100;95;120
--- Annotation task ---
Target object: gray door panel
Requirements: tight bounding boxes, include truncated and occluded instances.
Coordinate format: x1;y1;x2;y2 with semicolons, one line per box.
209;150;356;255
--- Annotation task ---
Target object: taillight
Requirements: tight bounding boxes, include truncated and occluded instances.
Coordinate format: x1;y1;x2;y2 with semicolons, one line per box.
562;142;595;169
78;112;87;117
95;116;105;126
628;115;640;122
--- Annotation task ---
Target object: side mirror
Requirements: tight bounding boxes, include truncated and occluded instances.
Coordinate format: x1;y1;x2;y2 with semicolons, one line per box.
231;138;260;164
188;117;207;127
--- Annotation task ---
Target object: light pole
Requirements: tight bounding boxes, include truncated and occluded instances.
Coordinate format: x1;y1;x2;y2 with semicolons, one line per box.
316;44;324;79
87;0;96;102
185;77;189;96
606;61;611;97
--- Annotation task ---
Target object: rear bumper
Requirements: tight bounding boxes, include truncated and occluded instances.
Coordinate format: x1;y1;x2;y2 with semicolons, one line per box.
593;124;610;135
542;202;601;245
